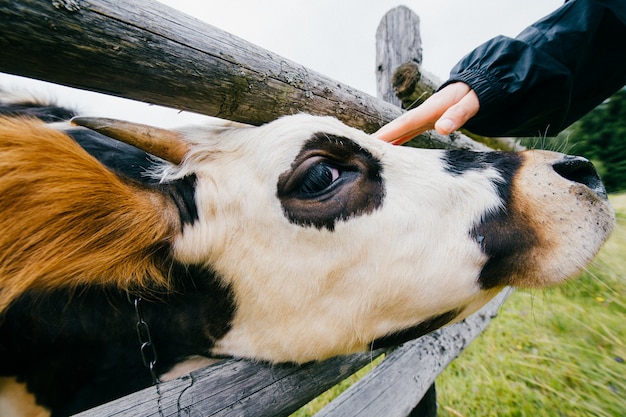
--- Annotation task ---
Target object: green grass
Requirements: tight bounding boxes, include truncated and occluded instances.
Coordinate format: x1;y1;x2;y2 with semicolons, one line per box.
438;193;626;417
293;194;626;417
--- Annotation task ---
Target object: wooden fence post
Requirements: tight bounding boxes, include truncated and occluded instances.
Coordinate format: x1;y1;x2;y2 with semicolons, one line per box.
376;6;440;111
376;5;422;107
375;5;522;153
376;7;439;416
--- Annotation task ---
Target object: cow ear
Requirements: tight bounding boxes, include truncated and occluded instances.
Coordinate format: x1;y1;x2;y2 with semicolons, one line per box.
71;117;190;165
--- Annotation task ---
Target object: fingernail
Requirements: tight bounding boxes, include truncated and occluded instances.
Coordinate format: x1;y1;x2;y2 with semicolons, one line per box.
436;118;455;134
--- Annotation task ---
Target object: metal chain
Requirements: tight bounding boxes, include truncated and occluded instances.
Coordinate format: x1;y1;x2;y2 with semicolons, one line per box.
131;296;165;416
134;297;159;384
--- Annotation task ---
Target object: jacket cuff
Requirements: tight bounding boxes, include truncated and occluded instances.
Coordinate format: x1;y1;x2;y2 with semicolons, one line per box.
439;68;504;111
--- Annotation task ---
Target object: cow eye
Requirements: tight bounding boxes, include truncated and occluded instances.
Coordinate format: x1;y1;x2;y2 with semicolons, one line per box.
300;162;340;195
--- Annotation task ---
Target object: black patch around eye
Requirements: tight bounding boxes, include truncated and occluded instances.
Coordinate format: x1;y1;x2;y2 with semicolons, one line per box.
370;308;461;349
277;133;385;231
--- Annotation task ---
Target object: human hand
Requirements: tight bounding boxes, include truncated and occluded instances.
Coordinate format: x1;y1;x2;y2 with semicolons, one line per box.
374;82;480;145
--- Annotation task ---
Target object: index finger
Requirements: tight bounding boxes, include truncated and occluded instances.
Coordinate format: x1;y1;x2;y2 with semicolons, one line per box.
374;83;472;145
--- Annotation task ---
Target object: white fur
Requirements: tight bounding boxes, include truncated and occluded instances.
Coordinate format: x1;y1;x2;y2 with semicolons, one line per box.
161;114;613;364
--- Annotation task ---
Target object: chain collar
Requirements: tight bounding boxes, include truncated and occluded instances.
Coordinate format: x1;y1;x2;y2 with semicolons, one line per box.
131;296;164;416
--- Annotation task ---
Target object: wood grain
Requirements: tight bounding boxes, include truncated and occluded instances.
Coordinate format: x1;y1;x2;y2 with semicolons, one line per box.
75;291;511;416
0;0;487;150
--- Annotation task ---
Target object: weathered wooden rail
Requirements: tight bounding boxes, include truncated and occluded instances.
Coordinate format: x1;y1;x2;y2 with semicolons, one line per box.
0;2;513;416
75;291;510;417
0;0;490;151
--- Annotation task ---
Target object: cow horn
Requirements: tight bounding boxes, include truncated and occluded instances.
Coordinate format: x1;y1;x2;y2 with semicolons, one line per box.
70;117;190;165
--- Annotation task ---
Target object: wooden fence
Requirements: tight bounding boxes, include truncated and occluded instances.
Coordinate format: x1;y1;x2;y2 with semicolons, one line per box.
0;1;513;415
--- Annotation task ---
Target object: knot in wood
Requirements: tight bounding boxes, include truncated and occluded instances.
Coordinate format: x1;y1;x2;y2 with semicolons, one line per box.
52;0;82;12
392;62;421;100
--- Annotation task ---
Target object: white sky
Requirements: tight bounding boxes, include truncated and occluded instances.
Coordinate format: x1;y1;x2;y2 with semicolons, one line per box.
0;0;562;127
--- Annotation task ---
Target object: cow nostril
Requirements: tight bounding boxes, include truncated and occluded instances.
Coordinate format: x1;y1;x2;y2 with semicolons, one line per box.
552;155;607;198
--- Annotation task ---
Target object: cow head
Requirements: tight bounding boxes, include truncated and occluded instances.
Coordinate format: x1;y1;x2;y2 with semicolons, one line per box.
71;114;615;363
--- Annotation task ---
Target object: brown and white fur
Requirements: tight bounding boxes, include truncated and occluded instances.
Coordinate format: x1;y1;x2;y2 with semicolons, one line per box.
0;107;615;416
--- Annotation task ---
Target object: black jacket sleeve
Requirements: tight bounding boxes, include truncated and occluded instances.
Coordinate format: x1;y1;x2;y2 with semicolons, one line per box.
441;0;626;137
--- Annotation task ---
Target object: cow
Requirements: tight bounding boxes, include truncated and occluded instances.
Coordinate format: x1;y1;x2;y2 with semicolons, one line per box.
0;97;615;416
